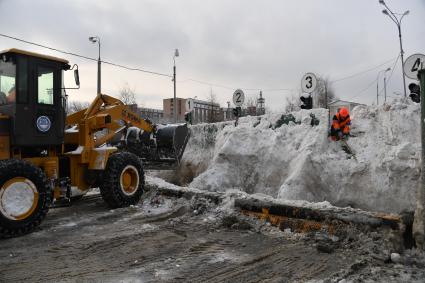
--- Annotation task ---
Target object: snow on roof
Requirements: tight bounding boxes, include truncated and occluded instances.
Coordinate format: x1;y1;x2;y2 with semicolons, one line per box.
328;99;365;106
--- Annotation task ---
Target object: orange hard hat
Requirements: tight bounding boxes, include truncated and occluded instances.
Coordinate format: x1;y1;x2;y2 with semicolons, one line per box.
339;107;349;118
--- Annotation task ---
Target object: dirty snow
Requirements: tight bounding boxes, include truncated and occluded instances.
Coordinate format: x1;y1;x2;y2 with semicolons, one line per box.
179;98;420;214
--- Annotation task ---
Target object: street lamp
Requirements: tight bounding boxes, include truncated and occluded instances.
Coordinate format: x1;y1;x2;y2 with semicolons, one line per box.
377;67;391;105
173;49;179;123
383;68;391;103
89;36;101;94
379;0;409;97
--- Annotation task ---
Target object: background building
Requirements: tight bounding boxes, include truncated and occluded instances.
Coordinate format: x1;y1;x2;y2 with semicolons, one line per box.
138;107;164;123
163;98;224;124
191;99;221;124
328;100;365;116
163;98;186;122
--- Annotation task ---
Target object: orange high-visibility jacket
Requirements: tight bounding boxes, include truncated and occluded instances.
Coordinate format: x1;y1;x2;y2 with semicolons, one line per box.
332;113;351;134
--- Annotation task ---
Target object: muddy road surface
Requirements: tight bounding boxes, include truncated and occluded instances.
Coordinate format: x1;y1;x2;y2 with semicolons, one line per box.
0;186;424;282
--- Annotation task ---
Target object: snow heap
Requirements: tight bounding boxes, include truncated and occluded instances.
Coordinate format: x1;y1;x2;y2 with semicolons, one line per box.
179;99;421;214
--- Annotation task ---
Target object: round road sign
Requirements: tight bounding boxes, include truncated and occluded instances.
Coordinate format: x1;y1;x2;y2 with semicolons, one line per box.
233;89;245;106
301;73;317;93
185;98;194;112
404;54;425;80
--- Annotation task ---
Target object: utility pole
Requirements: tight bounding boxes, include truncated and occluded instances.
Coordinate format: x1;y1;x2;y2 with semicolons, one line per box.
379;0;409;97
209;87;214;123
384;75;387;103
173;64;176;122
325;82;330;128
377;67;391;105
376;82;379;105
89;36;101;94
173;49;179;123
398;23;407;98
414;69;425;249
227;101;230;120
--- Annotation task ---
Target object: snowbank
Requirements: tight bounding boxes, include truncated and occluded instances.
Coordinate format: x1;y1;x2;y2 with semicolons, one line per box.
179;99;420;214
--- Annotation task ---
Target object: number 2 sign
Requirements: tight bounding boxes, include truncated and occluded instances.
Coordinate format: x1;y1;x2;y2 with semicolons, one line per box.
233;89;245;106
301;73;317;93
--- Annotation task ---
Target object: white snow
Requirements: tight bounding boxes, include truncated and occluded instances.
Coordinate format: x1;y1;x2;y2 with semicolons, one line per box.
66;145;84;155
0;181;35;219
180;98;420;214
65;125;79;133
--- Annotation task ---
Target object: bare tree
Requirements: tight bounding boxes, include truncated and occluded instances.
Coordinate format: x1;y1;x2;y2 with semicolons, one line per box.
284;93;301;113
244;95;258;116
313;76;337;108
119;83;137;105
245;96;256;107
67;100;90;113
206;88;218;123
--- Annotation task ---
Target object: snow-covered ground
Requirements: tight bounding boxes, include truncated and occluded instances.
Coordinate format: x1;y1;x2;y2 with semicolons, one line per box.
179;99;420;214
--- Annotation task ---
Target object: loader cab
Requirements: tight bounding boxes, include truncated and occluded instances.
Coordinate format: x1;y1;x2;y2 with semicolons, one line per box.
0;49;71;148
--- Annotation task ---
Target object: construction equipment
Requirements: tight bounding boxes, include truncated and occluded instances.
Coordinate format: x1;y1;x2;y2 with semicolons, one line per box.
0;48;189;238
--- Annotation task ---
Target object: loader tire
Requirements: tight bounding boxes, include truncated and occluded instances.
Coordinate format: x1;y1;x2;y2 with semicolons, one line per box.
0;159;52;238
100;152;144;208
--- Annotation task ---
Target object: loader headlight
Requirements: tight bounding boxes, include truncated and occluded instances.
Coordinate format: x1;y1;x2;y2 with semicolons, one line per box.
36;116;51;132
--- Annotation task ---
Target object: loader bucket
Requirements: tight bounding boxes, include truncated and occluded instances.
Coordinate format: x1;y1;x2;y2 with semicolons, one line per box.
155;123;190;163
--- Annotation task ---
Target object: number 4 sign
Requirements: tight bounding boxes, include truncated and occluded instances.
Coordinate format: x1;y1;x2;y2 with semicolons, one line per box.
233;89;245;106
404;54;425;80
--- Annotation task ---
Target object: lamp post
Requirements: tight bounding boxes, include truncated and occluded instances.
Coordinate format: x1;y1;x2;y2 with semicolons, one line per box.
379;0;409;97
384;71;388;103
173;49;179;123
89;36;101;94
376;67;391;105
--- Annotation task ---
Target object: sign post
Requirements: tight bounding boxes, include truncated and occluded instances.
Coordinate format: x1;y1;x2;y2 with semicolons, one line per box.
185;98;194;112
233;89;245;107
184;98;194;124
301;73;317;94
404;54;425;80
232;89;245;126
414;69;425;249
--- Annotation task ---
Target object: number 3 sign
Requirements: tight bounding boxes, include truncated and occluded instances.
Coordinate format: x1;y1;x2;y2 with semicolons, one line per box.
301;73;317;93
233;89;245;106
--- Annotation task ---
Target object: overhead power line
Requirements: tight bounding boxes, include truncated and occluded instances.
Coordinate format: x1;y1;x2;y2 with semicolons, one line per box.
180;78;294;92
331;56;398;83
0;33;404;100
0;33;172;78
181;56;398;94
375;53;400;96
349;53;401;101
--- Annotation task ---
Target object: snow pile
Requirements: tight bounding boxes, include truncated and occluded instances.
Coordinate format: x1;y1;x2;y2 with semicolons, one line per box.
179;99;420;214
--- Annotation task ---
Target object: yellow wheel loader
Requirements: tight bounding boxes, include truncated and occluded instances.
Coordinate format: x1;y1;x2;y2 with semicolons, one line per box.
0;49;189;238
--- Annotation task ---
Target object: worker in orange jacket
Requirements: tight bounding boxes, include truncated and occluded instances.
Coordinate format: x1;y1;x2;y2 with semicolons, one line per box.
330;107;351;141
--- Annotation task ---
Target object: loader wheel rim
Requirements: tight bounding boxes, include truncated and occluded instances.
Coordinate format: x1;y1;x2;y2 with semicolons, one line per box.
120;165;139;196
0;177;39;221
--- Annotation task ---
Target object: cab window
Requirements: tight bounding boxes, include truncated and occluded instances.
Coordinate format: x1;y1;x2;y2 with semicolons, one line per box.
38;67;54;105
0;58;16;105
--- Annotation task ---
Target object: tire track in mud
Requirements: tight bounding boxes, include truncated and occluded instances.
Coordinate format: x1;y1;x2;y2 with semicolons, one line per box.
0;194;354;283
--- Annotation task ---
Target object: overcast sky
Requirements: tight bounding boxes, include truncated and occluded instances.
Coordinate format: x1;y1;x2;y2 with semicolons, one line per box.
0;0;424;110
